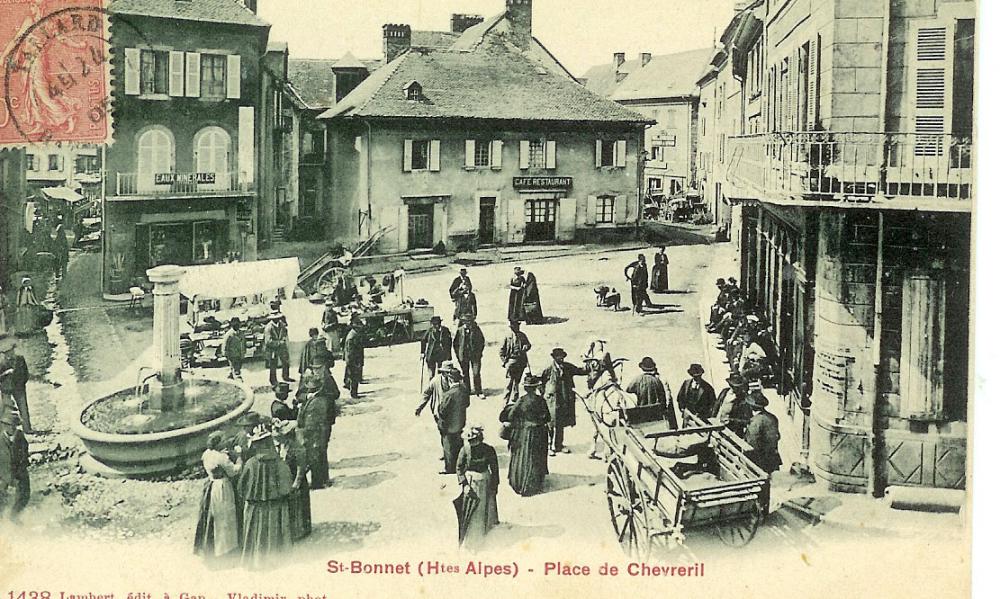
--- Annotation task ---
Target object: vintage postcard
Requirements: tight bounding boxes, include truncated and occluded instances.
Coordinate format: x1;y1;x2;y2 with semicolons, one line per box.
0;0;977;597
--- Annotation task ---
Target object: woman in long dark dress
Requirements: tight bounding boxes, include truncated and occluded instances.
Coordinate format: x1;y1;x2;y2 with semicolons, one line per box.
503;374;550;496
13;277;40;337
507;267;526;323
194;432;242;563
276;422;311;541
238;426;294;570
650;247;669;293
522;272;544;324
456;426;500;550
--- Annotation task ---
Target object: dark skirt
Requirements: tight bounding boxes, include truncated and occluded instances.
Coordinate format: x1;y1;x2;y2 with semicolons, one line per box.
507;423;548;496
508;290;525;322
523;298;543;324
650;263;669;293
241;498;293;570
288;486;312;541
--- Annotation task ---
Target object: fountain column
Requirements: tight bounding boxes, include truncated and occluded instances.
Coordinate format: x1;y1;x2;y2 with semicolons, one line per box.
146;265;186;410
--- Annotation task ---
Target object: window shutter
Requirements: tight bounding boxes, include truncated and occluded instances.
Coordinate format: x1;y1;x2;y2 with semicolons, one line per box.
507;197;526;243
614;140;627;168
403;139;413;172
545;140;557;169
465;140;476;168
556;197;576;241
586;195;597;225
911;23;953;155
124;48;140;95
226;54;241;99
595;140;603;168
168;51;185;97
807;35;820;130
613;195;627;224
490;140;503;169
519;140;530;169
429;140;441;172
185;52;201;97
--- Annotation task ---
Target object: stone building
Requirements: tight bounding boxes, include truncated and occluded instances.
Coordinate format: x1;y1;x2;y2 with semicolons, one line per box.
719;0;974;494
102;0;272;296
318;0;649;253
0;149;28;285
584;48;713;199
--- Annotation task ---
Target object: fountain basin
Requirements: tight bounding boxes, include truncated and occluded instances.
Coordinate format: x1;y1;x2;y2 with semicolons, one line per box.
72;375;255;478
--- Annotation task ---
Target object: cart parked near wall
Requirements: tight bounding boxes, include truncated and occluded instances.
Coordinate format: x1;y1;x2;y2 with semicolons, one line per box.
581;381;769;558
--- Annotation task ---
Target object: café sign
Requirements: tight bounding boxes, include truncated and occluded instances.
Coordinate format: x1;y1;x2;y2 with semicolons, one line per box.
512;176;573;190
155;172;217;185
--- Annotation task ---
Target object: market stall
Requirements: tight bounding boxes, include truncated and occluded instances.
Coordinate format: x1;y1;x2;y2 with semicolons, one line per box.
177;258;300;367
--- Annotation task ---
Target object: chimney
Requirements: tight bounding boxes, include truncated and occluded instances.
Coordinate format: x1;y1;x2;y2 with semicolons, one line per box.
506;0;533;51
451;13;485;34
641;52;652;67
383;24;412;64
614;52;627;82
242;0;257;13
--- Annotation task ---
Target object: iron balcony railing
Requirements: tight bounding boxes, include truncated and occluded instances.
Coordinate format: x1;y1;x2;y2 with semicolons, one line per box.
115;171;252;196
726;132;973;203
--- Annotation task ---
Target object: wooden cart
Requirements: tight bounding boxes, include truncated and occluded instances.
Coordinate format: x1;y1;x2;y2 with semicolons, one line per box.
581;382;769;558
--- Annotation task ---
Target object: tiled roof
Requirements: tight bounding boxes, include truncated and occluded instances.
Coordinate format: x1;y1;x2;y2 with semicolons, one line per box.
319;41;650;124
109;0;269;27
333;51;367;69
287;59;339;110
412;30;460;50
610;48;715;101
584;48;714;101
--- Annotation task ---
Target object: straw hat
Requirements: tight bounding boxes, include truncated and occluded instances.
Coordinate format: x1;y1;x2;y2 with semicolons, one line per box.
463;426;484;442
522;374;544;389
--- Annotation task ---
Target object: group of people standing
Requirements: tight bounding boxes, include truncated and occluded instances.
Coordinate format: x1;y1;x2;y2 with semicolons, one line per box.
623;247;670;315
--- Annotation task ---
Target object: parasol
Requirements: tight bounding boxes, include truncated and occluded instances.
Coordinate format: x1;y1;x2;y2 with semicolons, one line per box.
453;485;480;545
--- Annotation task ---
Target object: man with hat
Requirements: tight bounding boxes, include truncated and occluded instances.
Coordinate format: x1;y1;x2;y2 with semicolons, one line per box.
221;318;246;381
297;370;337;489
452;284;478;324
624;254;653;314
707;278;729;331
713;374;753;437
449;267;473;301
234;411;266;458
625;357;677;429
453;316;485;399
264;312;293;388
499;320;531;403
676;363;717;422
416;362;469;474
321;299;340;357
539;348;587;456
0;406;29;521
744;386;781;516
421;315;453;378
270;382;297;421
343;316;365;399
0;335;31;434
299;327;332;377
508;267;526;323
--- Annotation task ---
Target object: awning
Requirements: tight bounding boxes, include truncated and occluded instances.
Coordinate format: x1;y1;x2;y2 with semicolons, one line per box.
178;258;300;301
40;186;85;204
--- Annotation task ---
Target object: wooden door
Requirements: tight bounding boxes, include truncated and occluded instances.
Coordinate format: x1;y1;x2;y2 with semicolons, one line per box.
479;198;496;245
524;199;556;242
407;204;434;249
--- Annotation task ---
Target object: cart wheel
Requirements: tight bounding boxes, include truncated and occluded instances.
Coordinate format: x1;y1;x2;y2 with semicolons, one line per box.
315;267;340;295
606;460;650;559
715;501;762;547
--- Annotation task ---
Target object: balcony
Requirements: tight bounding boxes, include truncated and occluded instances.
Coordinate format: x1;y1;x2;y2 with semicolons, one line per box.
726;132;973;210
113;171;253;199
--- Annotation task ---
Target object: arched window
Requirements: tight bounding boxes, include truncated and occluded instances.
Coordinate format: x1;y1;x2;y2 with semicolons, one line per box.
136;127;174;192
194;126;231;189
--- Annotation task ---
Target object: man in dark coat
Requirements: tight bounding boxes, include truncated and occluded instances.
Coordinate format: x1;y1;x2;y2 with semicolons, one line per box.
296;371;337;489
321;299;340;357
676;363;717;422
264;313;293;388
625;357;677;429
539;348;587;456
453;286;478;323
499;320;531;403
0;337;32;434
299;327;330;376
713;373;753;437
221;318;246;381
421;316;452;378
449;268;473;301
744;389;781;516
624;254;653;314
0;407;29;521
453;316;485;399
343;318;365;399
416;363;468;474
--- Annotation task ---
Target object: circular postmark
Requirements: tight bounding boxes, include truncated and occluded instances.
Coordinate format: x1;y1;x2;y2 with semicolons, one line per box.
1;3;144;145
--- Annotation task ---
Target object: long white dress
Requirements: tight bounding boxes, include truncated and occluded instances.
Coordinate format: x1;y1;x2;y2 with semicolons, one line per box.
198;449;241;557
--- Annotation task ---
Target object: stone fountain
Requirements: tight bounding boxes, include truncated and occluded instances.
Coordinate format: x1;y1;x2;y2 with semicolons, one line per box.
73;265;255;478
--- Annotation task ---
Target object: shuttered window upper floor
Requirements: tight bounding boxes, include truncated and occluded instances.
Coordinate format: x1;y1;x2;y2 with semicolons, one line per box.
122;47;242;101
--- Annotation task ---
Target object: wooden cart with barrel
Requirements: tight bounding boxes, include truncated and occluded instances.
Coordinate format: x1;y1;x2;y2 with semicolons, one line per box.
580;382;769;558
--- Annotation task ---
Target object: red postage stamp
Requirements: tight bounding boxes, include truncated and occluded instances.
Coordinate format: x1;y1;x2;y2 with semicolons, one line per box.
0;0;111;145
